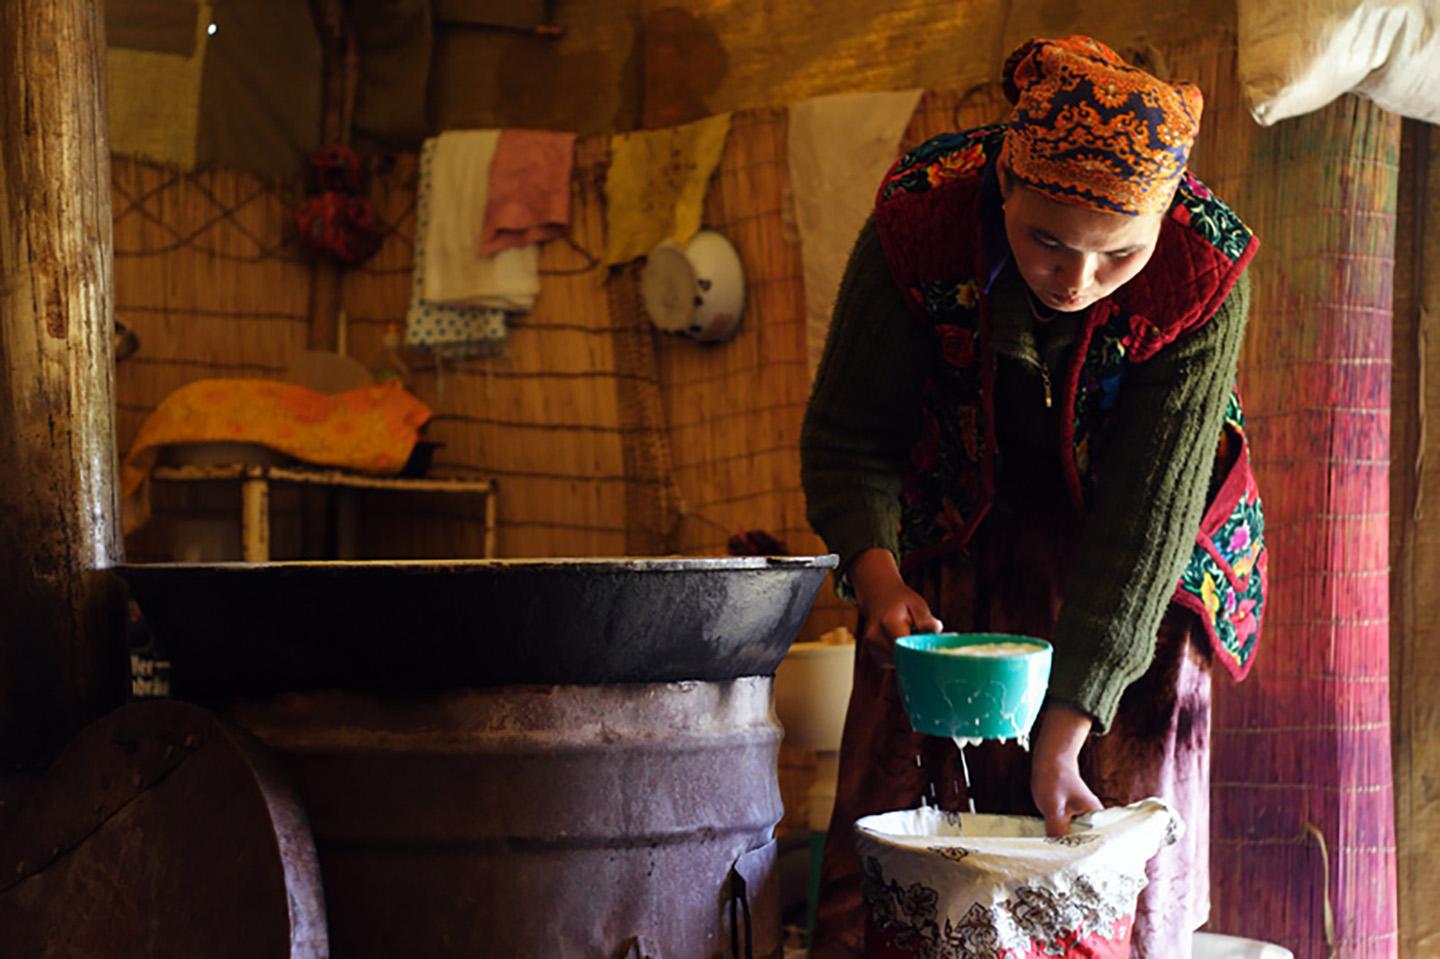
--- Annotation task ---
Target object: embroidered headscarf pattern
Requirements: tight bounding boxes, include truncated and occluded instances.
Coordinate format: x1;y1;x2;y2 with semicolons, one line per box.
999;35;1204;216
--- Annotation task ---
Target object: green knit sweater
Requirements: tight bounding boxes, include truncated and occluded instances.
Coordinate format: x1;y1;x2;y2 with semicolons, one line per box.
800;218;1251;731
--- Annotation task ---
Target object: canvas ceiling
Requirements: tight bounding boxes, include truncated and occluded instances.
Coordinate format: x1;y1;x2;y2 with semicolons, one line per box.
430;0;1236;135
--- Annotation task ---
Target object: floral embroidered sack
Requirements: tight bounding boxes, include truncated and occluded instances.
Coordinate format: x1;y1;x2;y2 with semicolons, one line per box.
856;800;1182;959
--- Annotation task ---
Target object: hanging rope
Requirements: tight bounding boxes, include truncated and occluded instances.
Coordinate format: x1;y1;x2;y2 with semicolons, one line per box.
1301;822;1338;958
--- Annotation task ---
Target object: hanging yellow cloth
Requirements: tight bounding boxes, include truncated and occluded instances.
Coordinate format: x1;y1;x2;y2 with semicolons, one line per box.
121;379;432;533
603;113;731;266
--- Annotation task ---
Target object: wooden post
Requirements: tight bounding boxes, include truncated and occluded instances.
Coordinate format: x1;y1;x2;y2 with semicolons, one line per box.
305;0;353;353
241;474;271;563
483;482;498;559
0;0;127;766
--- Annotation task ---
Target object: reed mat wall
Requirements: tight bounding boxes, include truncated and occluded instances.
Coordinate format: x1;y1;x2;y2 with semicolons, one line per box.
110;114;854;630
1175;33;1400;959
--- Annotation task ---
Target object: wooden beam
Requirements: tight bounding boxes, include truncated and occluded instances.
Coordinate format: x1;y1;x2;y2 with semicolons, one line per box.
433;0;558;33
305;0;349;352
0;0;128;766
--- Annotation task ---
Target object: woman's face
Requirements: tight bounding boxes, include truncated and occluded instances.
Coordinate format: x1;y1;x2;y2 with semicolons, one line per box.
1000;169;1166;314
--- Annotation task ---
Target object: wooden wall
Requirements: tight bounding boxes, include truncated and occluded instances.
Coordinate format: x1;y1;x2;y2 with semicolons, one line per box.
1390;119;1440;959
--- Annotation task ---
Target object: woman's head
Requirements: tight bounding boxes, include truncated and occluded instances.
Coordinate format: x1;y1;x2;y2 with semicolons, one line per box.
997;36;1203;310
998;160;1163;313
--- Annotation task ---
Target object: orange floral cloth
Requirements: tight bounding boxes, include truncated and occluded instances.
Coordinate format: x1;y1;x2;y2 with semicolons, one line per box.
121;378;432;532
999;35;1204;216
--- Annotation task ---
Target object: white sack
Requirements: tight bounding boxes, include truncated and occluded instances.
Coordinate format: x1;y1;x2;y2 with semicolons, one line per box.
1239;0;1440;125
856;799;1182;956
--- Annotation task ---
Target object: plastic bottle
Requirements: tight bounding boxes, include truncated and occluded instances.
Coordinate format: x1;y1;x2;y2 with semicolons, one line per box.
374;323;412;390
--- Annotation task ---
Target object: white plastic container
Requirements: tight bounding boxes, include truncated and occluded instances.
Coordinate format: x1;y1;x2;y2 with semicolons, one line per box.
773;636;855;935
772;639;853;752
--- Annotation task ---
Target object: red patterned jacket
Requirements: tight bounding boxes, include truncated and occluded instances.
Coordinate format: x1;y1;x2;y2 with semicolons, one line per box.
873;124;1265;679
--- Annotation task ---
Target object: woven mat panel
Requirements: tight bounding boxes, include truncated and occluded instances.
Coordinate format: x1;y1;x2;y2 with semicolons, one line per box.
638;107;846;636
110;158;310;457
1170;33;1400;958
655;109;803;553
606;258;682;556
110;158;315;560
346;141;630;559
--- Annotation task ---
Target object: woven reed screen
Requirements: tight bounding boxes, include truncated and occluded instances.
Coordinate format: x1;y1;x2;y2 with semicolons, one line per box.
656;109;805;559
110;160;315;557
111;160;310;453
340;143;634;559
109;115;851;634
614;107;851;635
1172;35;1400;958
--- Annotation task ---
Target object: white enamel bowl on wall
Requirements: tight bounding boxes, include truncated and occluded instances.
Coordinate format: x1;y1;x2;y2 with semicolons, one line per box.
641;229;746;343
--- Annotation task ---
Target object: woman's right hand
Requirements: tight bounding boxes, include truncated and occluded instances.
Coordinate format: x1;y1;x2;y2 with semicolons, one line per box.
847;547;943;644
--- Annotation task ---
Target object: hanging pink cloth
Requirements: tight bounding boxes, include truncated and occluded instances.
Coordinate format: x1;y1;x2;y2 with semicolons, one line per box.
479;129;576;256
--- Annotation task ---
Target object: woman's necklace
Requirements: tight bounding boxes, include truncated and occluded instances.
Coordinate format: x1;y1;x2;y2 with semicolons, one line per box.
1015;287;1058;408
1024;286;1058;323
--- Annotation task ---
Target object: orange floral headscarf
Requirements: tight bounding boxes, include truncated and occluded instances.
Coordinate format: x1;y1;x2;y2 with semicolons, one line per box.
998;36;1204;216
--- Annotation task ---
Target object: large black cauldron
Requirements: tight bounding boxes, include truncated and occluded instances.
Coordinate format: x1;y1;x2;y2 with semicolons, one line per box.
118;556;837;699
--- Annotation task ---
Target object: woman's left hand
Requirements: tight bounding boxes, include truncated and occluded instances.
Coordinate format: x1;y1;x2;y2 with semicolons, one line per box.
1030;704;1103;836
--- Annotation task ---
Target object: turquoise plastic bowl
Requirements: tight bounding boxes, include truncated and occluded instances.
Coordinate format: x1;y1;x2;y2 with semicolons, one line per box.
894;633;1052;741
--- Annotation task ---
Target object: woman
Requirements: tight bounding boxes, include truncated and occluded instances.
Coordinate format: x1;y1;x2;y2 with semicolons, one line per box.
800;36;1267;958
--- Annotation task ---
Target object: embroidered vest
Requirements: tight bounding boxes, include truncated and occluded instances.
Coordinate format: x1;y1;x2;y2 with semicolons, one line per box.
873;125;1266;681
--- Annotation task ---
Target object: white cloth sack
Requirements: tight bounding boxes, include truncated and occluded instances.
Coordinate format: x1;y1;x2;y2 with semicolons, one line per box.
787;89;923;381
1238;0;1440;125
855;799;1182;957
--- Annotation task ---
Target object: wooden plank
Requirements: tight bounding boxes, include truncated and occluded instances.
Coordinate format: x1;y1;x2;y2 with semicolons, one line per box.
1390;117;1440;959
241;475;270;561
153;463;495;494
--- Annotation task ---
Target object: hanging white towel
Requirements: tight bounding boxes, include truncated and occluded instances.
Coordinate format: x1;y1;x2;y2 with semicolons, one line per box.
421;130;539;310
787;90;922;381
407;137;521;357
